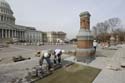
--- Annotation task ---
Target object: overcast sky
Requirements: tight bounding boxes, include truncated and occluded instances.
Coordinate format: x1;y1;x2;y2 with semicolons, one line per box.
7;0;125;39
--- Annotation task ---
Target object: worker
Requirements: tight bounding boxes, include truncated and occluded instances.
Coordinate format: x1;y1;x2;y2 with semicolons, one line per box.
93;40;98;52
39;50;52;70
54;48;62;64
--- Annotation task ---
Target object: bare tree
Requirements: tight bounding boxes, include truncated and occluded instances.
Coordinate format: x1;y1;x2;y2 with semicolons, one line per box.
92;17;123;42
92;26;97;37
104;18;122;32
92;22;109;35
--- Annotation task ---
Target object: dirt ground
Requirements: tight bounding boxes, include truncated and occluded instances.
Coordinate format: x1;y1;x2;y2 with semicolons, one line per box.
36;64;101;83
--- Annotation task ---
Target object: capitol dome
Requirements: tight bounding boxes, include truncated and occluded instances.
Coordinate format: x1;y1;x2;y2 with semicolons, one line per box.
0;0;15;24
0;0;11;9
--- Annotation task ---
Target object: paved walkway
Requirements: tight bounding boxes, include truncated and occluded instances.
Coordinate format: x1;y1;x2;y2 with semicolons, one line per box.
93;45;125;83
65;44;125;83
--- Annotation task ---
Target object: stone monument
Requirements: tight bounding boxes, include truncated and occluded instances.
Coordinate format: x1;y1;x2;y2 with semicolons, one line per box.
76;11;95;61
116;35;119;44
110;35;116;46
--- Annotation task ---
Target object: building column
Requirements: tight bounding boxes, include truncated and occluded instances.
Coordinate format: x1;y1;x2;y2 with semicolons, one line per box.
14;30;17;38
19;31;20;40
2;29;4;38
21;31;23;40
0;16;1;21
20;31;22;40
21;31;23;41
29;33;30;43
19;31;21;40
6;29;8;38
3;16;4;21
17;31;19;39
0;29;1;38
5;16;6;21
18;31;20;39
12;30;13;38
7;29;8;38
16;30;18;38
4;16;6;21
8;29;10;38
5;16;7;21
9;30;11;38
13;30;15;38
23;32;25;40
4;16;5;21
5;29;7;38
12;30;15;38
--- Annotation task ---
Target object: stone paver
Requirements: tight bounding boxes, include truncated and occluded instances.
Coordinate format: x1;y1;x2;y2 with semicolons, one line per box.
93;69;125;83
0;44;125;83
0;45;74;83
0;57;40;83
92;45;125;83
65;44;125;83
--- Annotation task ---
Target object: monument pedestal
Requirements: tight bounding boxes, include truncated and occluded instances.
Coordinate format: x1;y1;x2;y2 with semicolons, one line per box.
76;48;95;62
110;35;116;46
76;11;95;62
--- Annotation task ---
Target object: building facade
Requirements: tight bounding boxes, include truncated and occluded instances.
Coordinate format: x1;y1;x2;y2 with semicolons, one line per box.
46;31;66;44
0;0;43;43
0;0;66;44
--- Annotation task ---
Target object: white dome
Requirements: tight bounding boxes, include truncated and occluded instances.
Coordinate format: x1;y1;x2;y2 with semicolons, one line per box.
0;0;15;24
0;0;11;9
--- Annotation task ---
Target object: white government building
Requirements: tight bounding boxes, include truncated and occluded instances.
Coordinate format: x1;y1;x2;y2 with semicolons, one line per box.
0;0;66;44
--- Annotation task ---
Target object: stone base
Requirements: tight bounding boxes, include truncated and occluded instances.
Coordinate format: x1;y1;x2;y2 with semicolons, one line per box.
76;48;95;62
110;41;116;46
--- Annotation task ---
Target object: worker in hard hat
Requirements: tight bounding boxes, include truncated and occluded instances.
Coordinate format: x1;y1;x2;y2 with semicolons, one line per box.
39;50;53;71
54;48;62;64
